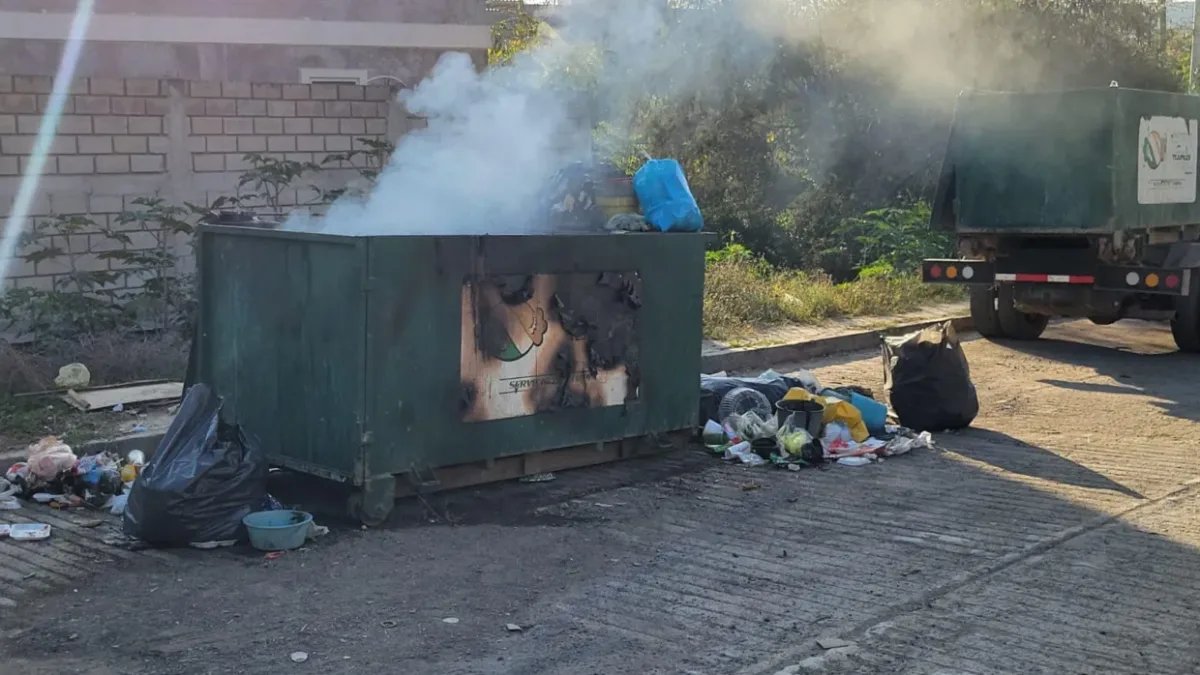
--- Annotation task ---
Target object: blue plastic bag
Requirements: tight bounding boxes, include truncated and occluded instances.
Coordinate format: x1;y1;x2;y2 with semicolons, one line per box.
633;159;704;232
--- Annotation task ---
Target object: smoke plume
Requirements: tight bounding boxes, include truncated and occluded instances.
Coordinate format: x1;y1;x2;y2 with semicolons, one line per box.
286;0;781;235
286;0;1168;236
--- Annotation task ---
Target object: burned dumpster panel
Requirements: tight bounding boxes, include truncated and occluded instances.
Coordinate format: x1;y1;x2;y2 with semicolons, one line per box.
460;272;642;422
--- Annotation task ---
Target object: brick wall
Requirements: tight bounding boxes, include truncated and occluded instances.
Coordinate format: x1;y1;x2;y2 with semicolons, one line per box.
0;74;422;294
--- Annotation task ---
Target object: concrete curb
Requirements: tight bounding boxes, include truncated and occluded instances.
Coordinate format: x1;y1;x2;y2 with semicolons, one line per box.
700;315;974;374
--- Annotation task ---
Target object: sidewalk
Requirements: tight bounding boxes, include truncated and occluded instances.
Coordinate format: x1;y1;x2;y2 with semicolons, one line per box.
701;301;970;373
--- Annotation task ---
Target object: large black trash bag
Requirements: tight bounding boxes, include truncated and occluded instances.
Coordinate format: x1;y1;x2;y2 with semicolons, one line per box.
123;384;267;545
883;322;979;431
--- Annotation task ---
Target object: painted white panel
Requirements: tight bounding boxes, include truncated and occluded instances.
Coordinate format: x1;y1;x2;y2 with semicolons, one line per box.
0;11;492;50
1138;116;1199;205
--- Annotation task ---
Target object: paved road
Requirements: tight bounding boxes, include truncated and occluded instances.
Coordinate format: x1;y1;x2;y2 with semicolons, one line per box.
3;320;1200;674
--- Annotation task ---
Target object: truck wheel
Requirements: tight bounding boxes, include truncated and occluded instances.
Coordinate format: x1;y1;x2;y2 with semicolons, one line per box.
1171;275;1200;353
969;287;1005;338
997;284;1049;340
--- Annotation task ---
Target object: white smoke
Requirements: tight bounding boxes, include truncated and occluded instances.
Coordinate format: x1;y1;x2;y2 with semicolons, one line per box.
286;0;781;235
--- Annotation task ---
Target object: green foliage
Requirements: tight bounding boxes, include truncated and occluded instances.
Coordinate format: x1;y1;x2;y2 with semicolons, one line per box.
0;201;206;338
103;198;199;332
0;215;129;338
320;137;396;202
834;203;954;276
1;138;399;342
490;8;547;66
238;153;322;213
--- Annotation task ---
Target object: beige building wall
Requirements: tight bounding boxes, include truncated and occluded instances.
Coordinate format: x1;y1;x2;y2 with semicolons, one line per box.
0;75;429;292
0;1;491;296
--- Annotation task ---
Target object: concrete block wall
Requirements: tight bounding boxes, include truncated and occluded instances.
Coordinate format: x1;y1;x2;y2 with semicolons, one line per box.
0;74;419;294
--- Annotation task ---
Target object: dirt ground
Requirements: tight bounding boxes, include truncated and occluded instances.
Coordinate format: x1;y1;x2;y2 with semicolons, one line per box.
4;319;1200;674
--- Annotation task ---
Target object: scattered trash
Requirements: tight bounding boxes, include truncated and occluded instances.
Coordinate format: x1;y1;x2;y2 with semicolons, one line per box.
884;431;936;456
264;551;286;561
442;617;460;624
31;493;55;504
633;158;703;232
290;651;309;664
741;482;762;492
103;531;149;550
0;524;9;537
9;523;52;541
604;212;653;232
307;523;330;540
112;403;125;413
883;322;979;431
817;637;853;650
728;411;777;443
380;620;399;629
108;493;129;516
717;387;773;422
54;363;91;389
837;457;872;467
188;539;237;550
724;441;766;466
519;473;556;483
0;499;19;510
123;384;267;547
506;623;523;632
131;425;148;433
702;419;725;446
78;519;104;528
27;437;76;481
700;370;819;424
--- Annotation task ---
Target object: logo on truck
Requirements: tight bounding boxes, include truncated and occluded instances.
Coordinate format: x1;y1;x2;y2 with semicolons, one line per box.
1143;130;1167;170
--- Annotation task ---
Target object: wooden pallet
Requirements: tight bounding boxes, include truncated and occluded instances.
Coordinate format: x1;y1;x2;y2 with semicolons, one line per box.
391;430;690;498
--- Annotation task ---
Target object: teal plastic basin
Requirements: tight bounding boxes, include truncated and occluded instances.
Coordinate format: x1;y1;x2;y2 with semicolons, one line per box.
242;509;313;551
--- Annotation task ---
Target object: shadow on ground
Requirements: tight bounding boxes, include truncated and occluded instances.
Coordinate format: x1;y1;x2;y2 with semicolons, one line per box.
948;427;1143;499
996;321;1200;426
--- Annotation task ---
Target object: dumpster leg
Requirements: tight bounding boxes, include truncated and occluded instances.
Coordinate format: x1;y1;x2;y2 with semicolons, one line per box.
348;477;394;527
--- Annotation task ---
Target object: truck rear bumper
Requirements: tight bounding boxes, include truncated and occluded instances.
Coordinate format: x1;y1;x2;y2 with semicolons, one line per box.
922;259;1191;297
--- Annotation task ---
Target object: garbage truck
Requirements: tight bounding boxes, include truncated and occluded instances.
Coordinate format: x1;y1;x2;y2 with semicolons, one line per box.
922;87;1200;352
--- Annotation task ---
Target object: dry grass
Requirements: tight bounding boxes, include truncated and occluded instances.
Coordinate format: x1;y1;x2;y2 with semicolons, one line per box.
703;258;965;341
0;332;188;397
0;332;188;449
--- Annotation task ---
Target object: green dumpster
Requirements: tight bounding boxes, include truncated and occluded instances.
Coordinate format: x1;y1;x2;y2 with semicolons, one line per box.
193;226;706;524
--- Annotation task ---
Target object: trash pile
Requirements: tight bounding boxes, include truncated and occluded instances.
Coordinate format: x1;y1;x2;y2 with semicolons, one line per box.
3;383;328;552
699;322;976;469
537;157;703;234
3;436;145;513
119;383;324;552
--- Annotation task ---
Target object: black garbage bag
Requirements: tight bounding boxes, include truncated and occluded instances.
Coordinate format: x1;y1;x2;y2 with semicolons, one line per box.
883;322;979;431
123;384;267;546
699;371;814;424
